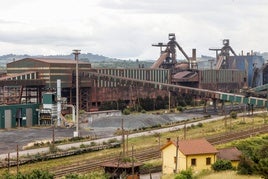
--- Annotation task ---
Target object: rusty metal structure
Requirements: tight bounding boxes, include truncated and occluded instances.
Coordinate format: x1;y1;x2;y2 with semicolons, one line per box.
151;33;197;73
0;33;267;125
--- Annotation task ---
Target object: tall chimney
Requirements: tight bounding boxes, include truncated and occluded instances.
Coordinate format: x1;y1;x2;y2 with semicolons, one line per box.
191;49;197;69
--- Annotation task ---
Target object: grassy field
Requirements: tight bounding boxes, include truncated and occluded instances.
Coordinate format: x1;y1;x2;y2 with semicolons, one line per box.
162;170;262;179
197;170;261;179
0;111;267;177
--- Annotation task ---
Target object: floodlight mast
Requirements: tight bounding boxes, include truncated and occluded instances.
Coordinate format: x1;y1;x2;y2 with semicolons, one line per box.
73;49;81;137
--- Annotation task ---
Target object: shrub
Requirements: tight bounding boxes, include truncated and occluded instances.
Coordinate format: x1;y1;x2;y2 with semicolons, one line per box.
90;141;96;146
175;169;193;179
2;169;54;179
230;111;237;119
65;173;79;179
212;159;233;171
237;155;254;175
123;108;130;115
80;144;86;148
197;122;203;127
141;109;146;113
108;138;119;144
49;144;59;153
177;106;184;112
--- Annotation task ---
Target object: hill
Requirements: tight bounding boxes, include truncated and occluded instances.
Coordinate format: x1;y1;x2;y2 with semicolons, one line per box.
0;53;154;68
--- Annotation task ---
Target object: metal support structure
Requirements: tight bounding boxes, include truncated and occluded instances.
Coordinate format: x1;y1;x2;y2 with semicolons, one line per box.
65;104;76;122
57;79;61;126
73;49;81;137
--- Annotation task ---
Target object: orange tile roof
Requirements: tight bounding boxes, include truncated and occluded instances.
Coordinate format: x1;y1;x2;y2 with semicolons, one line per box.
217;147;242;161
161;138;218;155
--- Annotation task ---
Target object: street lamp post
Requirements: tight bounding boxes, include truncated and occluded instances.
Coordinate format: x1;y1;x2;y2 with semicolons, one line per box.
73;49;81;137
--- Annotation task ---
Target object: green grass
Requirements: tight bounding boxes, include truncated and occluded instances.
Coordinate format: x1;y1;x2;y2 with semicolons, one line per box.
197;170;261;179
0;112;267;177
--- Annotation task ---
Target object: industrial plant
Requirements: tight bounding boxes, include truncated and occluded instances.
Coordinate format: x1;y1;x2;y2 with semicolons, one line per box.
0;33;267;129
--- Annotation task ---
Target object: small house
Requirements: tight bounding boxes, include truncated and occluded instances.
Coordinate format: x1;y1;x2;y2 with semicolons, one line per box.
161;138;218;174
217;147;242;168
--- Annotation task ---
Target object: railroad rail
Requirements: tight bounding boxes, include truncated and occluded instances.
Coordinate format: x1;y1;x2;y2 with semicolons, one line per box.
51;124;268;178
207;124;268;145
50;146;161;178
2;124;267;178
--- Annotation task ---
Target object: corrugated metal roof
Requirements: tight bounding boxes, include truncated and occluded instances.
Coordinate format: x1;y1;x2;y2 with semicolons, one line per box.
7;58;90;65
32;58;90;64
173;71;197;79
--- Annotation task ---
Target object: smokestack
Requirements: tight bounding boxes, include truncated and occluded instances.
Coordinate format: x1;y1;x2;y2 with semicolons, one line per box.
191;49;197;69
241;50;243;56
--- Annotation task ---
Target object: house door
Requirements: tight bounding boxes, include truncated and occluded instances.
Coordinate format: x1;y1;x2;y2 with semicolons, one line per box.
26;108;33;127
5;110;12;128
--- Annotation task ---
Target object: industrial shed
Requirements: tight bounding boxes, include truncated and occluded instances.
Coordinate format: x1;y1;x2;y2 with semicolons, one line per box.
6;58;92;89
0;103;39;129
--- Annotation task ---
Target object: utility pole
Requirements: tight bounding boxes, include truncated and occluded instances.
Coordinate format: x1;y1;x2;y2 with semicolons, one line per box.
122;118;125;158
174;137;179;173
132;145;134;179
73;49;81;137
16;144;19;175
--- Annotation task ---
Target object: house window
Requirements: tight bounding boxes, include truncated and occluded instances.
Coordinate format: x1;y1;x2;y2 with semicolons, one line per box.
206;157;211;165
191;158;196;166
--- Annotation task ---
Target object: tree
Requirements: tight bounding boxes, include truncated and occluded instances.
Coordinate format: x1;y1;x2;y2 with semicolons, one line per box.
257;158;268;178
2;169;54;179
237;155;254;175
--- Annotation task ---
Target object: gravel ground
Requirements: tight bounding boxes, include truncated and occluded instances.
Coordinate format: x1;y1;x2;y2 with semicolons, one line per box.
0;112;204;154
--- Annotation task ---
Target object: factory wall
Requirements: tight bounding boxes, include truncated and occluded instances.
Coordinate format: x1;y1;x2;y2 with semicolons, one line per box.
96;68;170;87
229;55;264;87
199;69;246;92
0;103;39;129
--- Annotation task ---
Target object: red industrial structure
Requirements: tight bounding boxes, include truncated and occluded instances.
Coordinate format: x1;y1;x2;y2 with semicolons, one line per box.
0;33;267;128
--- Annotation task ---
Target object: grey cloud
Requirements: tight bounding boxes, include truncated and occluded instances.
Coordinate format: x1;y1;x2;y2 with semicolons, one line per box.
0;28;93;47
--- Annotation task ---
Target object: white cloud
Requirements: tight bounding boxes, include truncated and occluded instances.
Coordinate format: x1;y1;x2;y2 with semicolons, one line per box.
0;0;268;60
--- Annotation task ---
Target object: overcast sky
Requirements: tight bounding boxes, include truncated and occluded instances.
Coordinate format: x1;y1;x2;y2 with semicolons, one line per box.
0;0;268;60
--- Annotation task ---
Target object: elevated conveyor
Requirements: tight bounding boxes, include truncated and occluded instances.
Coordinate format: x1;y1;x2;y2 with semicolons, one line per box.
88;71;267;107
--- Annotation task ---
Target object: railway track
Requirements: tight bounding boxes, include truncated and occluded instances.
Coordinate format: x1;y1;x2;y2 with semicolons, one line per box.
206;124;268;145
3;124;267;178
52;124;268;178
51;146;161;178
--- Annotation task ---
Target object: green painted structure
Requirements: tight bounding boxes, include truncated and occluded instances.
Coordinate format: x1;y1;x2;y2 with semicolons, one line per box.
0;103;39;129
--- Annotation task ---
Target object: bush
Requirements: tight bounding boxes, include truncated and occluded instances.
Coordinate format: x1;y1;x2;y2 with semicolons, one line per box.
123;108;130;115
175;169;193;179
141;109;146;113
197;122;203;127
90;141;96;146
177;106;184;112
212;159;233;171
2;169;54;179
230;111;237;119
49;144;59;153
237;155;254;175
